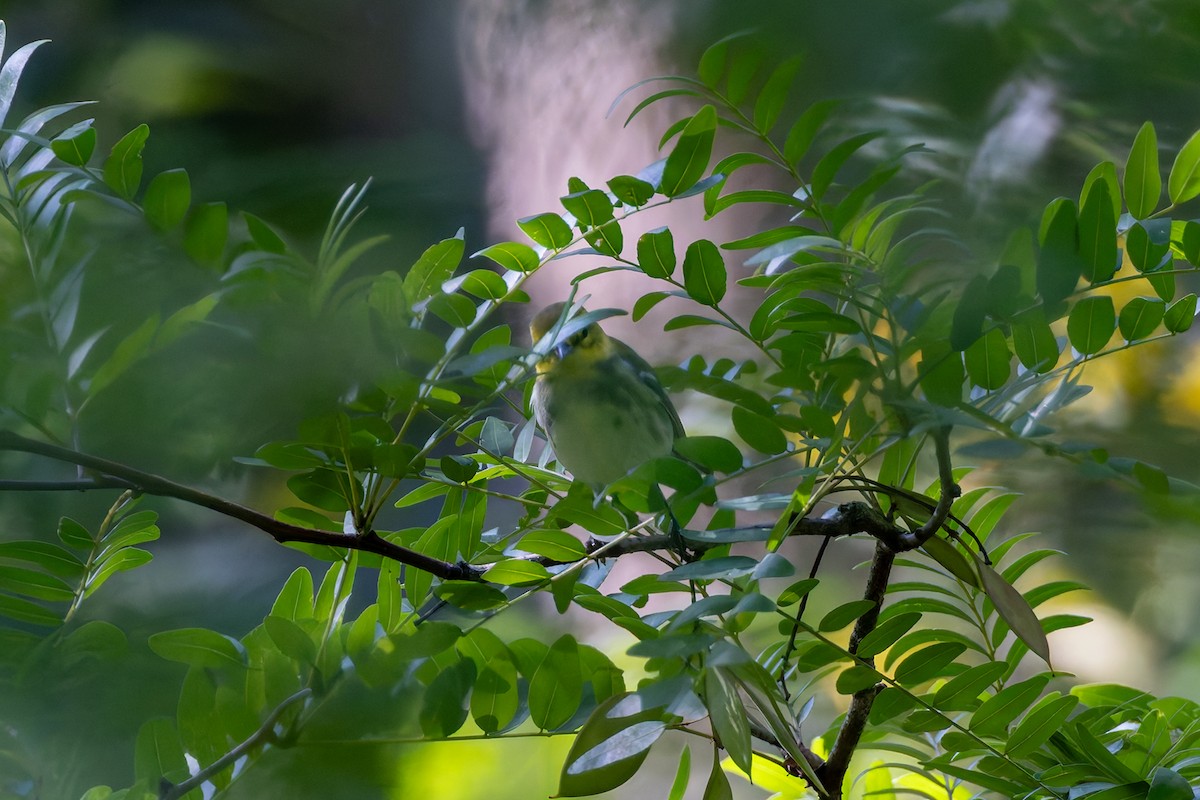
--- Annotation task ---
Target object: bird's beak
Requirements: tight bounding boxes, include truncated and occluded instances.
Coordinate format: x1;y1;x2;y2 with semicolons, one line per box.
553;341;572;360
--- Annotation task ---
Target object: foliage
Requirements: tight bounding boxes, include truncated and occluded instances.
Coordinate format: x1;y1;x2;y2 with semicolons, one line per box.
3;19;1200;800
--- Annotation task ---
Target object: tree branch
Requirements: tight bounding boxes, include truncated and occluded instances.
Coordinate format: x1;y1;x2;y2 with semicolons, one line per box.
816;426;959;798
0;431;480;582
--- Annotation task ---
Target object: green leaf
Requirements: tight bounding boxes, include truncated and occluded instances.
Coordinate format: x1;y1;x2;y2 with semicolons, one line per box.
560;188;614;227
673;436;742;474
263;615;317;665
63;620;127;663
661;105;716;197
472;240;538;274
1011;308;1060;374
88;314;159;398
1127;221;1171;272
482;558;551;586
777;579;820;607
607;175;656;207
85;548;153;597
894;642;967;686
637;227;676;278
0;565;73;601
584;219;623;256
517;213;573;249
518;529;587;562
529;634;583;730
784;99;839;166
819;599;877;632
103;123;150;199
855;611;922;659
969;674;1051;736
1067;295;1116;355
811;131;881;200
427;292;477;328
134;718;187;785
1036;198;1082;312
403;231;465;306
921;536;979;587
1148;767;1193;800
51;125;96;166
964;328;1011;390
243;211;287;253
705;667;752;775
550;493;629;535
731;406;786;455
271;567;314;621
1124;121;1161;220
558;694;662;797
148;628;247;669
1118;297;1166;341
0;593;61;627
1079;177;1118;283
419;658;476;738
668;746;691;800
184;202;228;265
660;556;758;582
702;745;734;800
58;517;94;550
932;661;1008;712
472;657;520;733
977;558;1051;663
1165;293;1197;333
1168;128;1200;204
143;169;191;231
1006;694;1079;758
752;56;803;134
835;664;883;695
682;239;726;306
950;275;989;350
0;540;86;577
919;344;964;406
1081;161;1123;223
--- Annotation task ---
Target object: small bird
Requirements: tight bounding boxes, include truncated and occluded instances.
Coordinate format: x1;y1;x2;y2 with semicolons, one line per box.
529;302;685;488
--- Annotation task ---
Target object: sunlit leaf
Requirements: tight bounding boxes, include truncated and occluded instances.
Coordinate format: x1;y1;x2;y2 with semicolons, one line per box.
148;628;247;669
1124;121;1161;220
102;123;149;199
1118;296;1165;341
969;674;1051;736
1005;694;1079;758
1067;296;1116;355
403;230;465;306
1168;128;1200;204
517;213;573;249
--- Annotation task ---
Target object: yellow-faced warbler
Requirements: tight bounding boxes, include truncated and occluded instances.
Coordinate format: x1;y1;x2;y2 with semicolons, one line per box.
530;302;684;488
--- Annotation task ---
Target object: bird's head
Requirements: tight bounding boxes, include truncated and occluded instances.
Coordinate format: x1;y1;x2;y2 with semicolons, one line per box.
530;302;613;375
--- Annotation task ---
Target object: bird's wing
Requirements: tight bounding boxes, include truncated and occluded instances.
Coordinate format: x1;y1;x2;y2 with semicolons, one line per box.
612;338;686;439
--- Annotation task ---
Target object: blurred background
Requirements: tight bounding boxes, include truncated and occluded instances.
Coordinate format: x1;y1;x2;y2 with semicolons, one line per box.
3;0;1200;797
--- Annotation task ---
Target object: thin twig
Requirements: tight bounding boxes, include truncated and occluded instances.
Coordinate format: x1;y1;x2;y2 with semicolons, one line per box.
159;688;312;800
0;431;480;581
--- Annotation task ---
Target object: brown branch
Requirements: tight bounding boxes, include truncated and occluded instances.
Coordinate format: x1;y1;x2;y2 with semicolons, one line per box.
0;431;481;582
816;425;959;798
